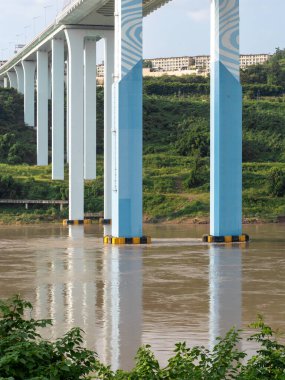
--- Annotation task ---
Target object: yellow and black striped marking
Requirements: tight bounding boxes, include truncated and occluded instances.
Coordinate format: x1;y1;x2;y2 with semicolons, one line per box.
63;219;92;226
104;236;152;245
99;219;112;225
202;234;249;243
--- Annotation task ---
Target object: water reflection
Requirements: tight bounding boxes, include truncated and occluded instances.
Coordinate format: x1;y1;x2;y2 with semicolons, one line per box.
102;245;142;370
209;245;242;349
35;226;97;344
2;224;285;370
33;226;142;370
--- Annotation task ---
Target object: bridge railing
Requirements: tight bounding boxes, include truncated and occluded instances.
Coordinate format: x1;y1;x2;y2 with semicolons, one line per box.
0;199;68;211
62;0;80;10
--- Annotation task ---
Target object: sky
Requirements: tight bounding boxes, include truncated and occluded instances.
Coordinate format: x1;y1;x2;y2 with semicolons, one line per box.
0;0;285;62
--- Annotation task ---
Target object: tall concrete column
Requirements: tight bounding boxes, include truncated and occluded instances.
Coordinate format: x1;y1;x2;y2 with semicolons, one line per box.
104;32;114;236
52;38;65;180
65;29;85;221
48;65;52;100
84;38;97;180
15;65;24;94
65;59;69;164
210;0;242;237
111;0;143;238
37;51;49;166
22;60;36;127
3;77;9;88
7;71;17;89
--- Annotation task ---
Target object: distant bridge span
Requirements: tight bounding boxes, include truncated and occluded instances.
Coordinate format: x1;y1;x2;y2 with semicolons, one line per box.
0;0;244;242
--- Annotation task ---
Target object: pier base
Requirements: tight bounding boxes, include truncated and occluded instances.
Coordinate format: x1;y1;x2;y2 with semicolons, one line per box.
63;219;92;225
104;236;151;245
202;234;249;243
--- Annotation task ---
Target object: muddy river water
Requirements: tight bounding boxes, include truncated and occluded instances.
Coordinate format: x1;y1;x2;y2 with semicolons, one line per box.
0;223;284;370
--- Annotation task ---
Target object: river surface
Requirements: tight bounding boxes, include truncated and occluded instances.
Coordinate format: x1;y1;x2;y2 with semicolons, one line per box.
0;223;284;370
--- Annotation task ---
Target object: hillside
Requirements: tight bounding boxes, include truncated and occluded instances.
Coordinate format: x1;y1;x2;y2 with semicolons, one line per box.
1;49;285;223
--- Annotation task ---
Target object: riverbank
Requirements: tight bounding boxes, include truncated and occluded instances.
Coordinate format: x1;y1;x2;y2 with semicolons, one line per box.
1;160;285;225
0;207;282;226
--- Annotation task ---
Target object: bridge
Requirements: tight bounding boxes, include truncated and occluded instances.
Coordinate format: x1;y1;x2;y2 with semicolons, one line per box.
0;0;247;243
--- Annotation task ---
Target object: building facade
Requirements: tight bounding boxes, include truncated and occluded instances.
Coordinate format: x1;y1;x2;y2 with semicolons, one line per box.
96;54;271;78
97;63;104;77
148;56;195;71
240;54;270;69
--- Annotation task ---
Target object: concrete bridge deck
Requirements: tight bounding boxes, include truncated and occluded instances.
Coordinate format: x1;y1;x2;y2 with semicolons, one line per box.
0;0;171;75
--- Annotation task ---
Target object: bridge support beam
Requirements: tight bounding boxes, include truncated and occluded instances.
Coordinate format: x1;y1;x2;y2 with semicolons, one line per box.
3;77;8;88
37;51;49;166
84;38;97;180
104;32;114;236
7;71;17;89
65;29;85;221
48;65;52;100
111;0;143;239
22;60;36;127
52;38;65;179
66;60;69;164
15;65;24;94
210;0;242;237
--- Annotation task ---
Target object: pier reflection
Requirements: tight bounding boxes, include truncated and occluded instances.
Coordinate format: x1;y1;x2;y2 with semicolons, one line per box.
102;245;143;370
209;245;242;349
65;226;97;343
34;227;142;370
35;225;97;344
2;224;285;369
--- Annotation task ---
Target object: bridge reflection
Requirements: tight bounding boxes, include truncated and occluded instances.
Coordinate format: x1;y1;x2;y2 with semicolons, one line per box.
33;231;244;369
102;245;142;370
34;226;142;370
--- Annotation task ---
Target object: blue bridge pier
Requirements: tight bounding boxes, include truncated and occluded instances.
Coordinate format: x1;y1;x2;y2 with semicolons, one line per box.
204;0;249;244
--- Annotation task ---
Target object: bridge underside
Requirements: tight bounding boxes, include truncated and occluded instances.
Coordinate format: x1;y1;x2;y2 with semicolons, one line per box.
0;0;244;242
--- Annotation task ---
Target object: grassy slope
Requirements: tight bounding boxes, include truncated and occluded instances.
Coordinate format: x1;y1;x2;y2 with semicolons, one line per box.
1;86;285;223
1;158;285;224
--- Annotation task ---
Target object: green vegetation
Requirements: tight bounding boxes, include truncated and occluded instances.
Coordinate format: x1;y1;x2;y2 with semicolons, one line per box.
0;88;36;165
0;296;284;379
1;49;285;223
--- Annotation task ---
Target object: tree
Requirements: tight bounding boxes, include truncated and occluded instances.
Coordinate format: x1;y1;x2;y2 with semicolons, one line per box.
143;60;153;68
268;167;285;197
175;117;210;157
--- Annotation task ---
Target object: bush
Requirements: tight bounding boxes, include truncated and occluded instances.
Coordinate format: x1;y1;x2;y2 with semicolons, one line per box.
144;81;210;96
175;118;210;157
268;167;285;196
85;178;104;212
1;297;285;379
7;141;36;165
243;84;284;98
242;130;284;162
0;133;36;165
0;88;24;125
184;155;209;189
0;175;22;198
0;133;15;162
0;296;100;379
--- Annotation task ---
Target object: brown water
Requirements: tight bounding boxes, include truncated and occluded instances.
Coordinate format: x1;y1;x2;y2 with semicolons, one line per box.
0;223;285;370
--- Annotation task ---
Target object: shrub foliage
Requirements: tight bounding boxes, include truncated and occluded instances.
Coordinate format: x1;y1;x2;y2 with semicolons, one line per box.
0;297;284;379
